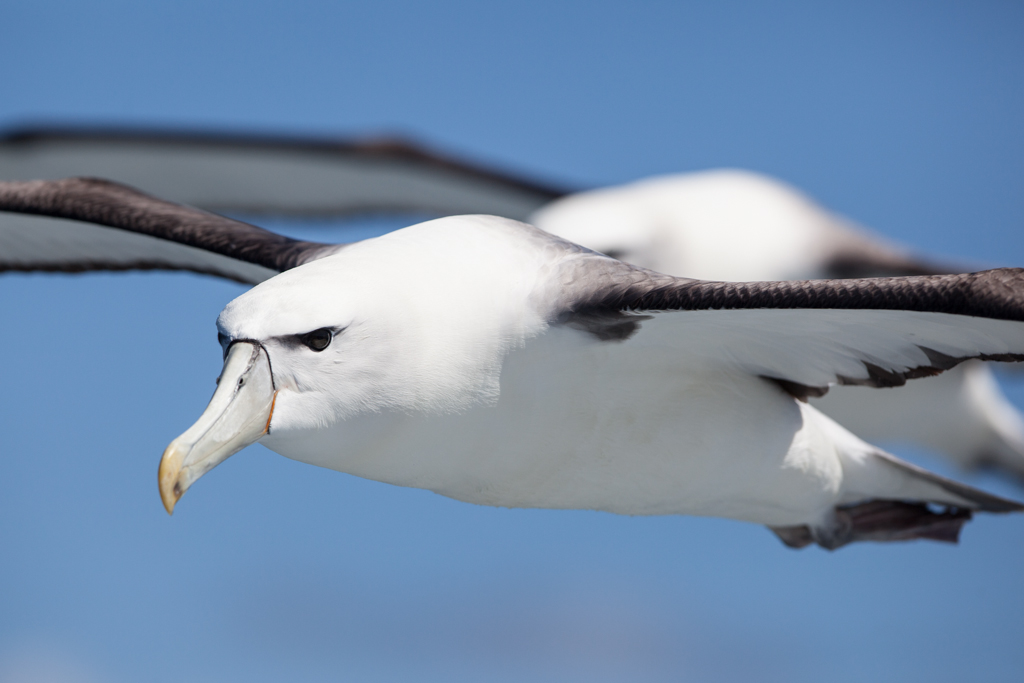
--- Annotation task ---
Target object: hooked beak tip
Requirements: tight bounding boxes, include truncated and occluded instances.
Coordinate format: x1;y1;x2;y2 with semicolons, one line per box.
157;342;277;515
158;442;184;515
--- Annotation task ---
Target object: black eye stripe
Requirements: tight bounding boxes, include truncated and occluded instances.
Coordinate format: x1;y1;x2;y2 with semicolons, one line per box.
298;327;333;352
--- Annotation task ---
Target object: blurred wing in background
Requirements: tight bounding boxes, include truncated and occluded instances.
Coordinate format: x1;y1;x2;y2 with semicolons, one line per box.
0;126;569;221
0;126;964;280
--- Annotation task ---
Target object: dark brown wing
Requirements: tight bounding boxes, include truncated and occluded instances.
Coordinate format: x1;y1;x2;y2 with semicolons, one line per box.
0;177;336;284
568;261;1024;323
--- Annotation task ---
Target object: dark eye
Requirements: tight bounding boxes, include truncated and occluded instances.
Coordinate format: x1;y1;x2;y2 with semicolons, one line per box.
299;327;333;352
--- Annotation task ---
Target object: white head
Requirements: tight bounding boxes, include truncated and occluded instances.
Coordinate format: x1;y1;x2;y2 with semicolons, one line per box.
158;215;558;512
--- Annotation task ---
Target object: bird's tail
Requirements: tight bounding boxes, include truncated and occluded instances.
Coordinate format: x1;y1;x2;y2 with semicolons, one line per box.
771;411;1023;550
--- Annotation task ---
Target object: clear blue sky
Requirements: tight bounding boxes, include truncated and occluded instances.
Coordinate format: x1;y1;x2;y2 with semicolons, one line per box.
2;2;1023;682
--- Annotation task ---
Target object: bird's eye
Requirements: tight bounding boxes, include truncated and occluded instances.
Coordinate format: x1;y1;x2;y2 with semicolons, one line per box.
299;328;333;352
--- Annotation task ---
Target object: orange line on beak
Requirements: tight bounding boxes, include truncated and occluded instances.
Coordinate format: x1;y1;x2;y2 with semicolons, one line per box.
263;391;278;434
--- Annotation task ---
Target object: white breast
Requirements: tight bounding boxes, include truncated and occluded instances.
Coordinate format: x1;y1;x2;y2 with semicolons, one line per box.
261;324;846;527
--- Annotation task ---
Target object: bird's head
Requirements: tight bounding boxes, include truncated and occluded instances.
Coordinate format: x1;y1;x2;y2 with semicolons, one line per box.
157;215;554;513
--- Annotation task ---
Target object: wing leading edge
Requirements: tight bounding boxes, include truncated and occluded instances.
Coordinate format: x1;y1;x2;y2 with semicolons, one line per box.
0;127;569;221
557;257;1024;397
0;177;338;284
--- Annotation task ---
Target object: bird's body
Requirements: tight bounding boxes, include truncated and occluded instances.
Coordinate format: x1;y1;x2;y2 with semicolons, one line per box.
216;216;1021;546
266;339;847;526
244;225;819;521
3;178;1022;548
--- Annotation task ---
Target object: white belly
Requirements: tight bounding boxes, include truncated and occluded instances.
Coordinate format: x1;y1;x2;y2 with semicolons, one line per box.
261;326;846;526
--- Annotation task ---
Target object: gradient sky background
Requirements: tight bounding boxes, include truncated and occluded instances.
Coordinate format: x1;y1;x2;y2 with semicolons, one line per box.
2;2;1024;682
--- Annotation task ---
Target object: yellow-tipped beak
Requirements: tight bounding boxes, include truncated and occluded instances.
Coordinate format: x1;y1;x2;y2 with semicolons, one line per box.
158;342;276;514
159;442;186;514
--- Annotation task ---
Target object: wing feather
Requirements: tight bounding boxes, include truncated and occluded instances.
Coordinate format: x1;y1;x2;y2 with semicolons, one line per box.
558;257;1024;394
0;127;568;221
0;177;337;283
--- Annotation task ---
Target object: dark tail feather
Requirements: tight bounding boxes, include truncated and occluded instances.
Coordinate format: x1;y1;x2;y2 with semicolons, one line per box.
771;448;1024;550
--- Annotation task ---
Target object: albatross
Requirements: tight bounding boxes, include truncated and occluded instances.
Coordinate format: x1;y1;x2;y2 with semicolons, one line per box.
2;176;1023;550
3;127;1021;479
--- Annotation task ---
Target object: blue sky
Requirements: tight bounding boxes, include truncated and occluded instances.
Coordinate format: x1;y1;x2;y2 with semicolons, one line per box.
2;2;1024;682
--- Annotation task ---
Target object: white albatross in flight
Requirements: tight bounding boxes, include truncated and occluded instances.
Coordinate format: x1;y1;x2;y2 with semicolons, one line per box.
3;127;1021;480
2;176;1024;550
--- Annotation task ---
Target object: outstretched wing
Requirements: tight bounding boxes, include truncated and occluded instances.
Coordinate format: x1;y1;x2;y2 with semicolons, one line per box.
0;127;569;221
0;127;974;282
557;257;1024;397
0;177;338;284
